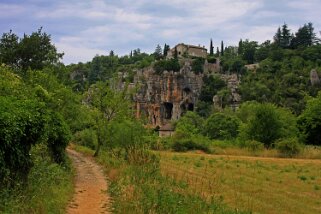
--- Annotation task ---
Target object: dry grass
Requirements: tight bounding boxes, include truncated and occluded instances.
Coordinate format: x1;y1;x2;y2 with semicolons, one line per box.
211;145;321;159
158;151;321;214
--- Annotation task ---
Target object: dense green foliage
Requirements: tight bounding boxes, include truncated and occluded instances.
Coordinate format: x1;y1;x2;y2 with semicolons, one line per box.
238;102;297;148
154;58;181;74
297;92;321;145
0;96;47;185
203;113;240;140
0;28;63;71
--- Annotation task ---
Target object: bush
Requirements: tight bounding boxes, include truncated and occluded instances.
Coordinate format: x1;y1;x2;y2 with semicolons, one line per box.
73;128;97;150
154;59;180;74
172;134;212;153
275;138;302;157
298;92;321;146
191;57;205;74
203;113;240;140
0;96;47;186
175;111;204;136
47;112;71;164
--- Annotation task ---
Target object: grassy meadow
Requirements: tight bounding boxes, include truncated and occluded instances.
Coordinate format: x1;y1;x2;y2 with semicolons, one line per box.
158;151;321;214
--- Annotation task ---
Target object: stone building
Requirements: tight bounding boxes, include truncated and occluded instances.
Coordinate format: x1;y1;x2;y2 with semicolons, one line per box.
134;63;203;127
167;43;207;59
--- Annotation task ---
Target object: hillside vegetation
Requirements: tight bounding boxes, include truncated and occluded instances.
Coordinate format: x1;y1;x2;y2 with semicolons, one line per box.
0;22;321;213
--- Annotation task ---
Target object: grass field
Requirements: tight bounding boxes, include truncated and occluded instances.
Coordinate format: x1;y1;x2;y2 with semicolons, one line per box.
158;151;321;214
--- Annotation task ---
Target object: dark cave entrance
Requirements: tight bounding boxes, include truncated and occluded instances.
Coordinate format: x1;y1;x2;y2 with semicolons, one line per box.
163;102;173;119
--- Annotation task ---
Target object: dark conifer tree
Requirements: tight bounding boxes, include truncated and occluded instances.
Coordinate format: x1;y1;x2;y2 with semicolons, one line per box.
210;39;214;56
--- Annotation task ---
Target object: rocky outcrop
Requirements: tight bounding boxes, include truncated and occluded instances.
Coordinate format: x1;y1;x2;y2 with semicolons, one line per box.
310;69;320;86
134;63;203;126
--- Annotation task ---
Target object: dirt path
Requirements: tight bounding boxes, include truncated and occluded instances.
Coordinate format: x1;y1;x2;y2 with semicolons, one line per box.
66;148;110;214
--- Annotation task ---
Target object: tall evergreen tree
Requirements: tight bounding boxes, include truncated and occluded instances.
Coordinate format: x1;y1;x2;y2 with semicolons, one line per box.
174;46;178;59
291;22;319;48
163;43;170;57
274;27;282;46
154;44;162;60
216;47;220;56
210;39;214;56
238;39;243;55
221;41;224;56
281;23;291;48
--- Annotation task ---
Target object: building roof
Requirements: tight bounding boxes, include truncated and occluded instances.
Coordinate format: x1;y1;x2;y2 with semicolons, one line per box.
159;123;174;131
177;43;207;50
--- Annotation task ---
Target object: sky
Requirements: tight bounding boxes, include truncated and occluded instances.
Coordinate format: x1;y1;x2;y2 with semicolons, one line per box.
0;0;321;64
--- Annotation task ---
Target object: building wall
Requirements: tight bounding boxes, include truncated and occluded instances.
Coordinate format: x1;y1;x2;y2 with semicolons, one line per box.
167;43;207;59
159;130;174;137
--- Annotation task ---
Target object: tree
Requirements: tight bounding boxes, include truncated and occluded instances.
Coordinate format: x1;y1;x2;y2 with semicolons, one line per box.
18;28;63;71
0;30;19;67
154;44;162;60
199;75;226;103
0;28;63;71
216;47;220;56
274;27;282;47
209;39;214;56
174;46;178;59
238;39;243;55
280;23;292;48
298;93;321;145
175;111;204;136
221;41;224;56
291;22;319;48
109;50;115;57
241;39;258;64
203;113;240;140
85;80;132;156
163;43;170;57
238;103;297;148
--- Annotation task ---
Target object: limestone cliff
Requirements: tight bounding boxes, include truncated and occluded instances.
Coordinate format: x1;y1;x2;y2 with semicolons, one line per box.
134;63;203;126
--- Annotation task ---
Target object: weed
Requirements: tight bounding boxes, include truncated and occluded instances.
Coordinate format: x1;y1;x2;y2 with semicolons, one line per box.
194;161;203;168
298;175;307;181
314;185;320;191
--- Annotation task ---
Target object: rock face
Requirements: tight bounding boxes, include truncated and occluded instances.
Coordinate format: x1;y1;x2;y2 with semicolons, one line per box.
134;63;203;126
310;69;320;86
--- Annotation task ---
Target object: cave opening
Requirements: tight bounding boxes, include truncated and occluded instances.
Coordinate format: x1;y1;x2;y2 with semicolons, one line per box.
187;103;194;111
163;102;173;119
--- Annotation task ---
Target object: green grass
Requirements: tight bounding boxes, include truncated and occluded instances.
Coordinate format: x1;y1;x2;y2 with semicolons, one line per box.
0;144;74;214
158;151;321;214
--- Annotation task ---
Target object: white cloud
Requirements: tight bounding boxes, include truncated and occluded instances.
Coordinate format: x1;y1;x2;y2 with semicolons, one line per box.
0;3;28;17
1;0;320;64
56;42;107;64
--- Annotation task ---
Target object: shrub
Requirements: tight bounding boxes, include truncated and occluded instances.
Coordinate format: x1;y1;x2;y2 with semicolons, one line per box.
298;92;321;146
172;135;212;153
175;111;204;136
203;113;240;140
191;58;205;74
73;128;97;150
47;112;71;164
154;59;180;74
275;138;302;157
0;96;47;186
